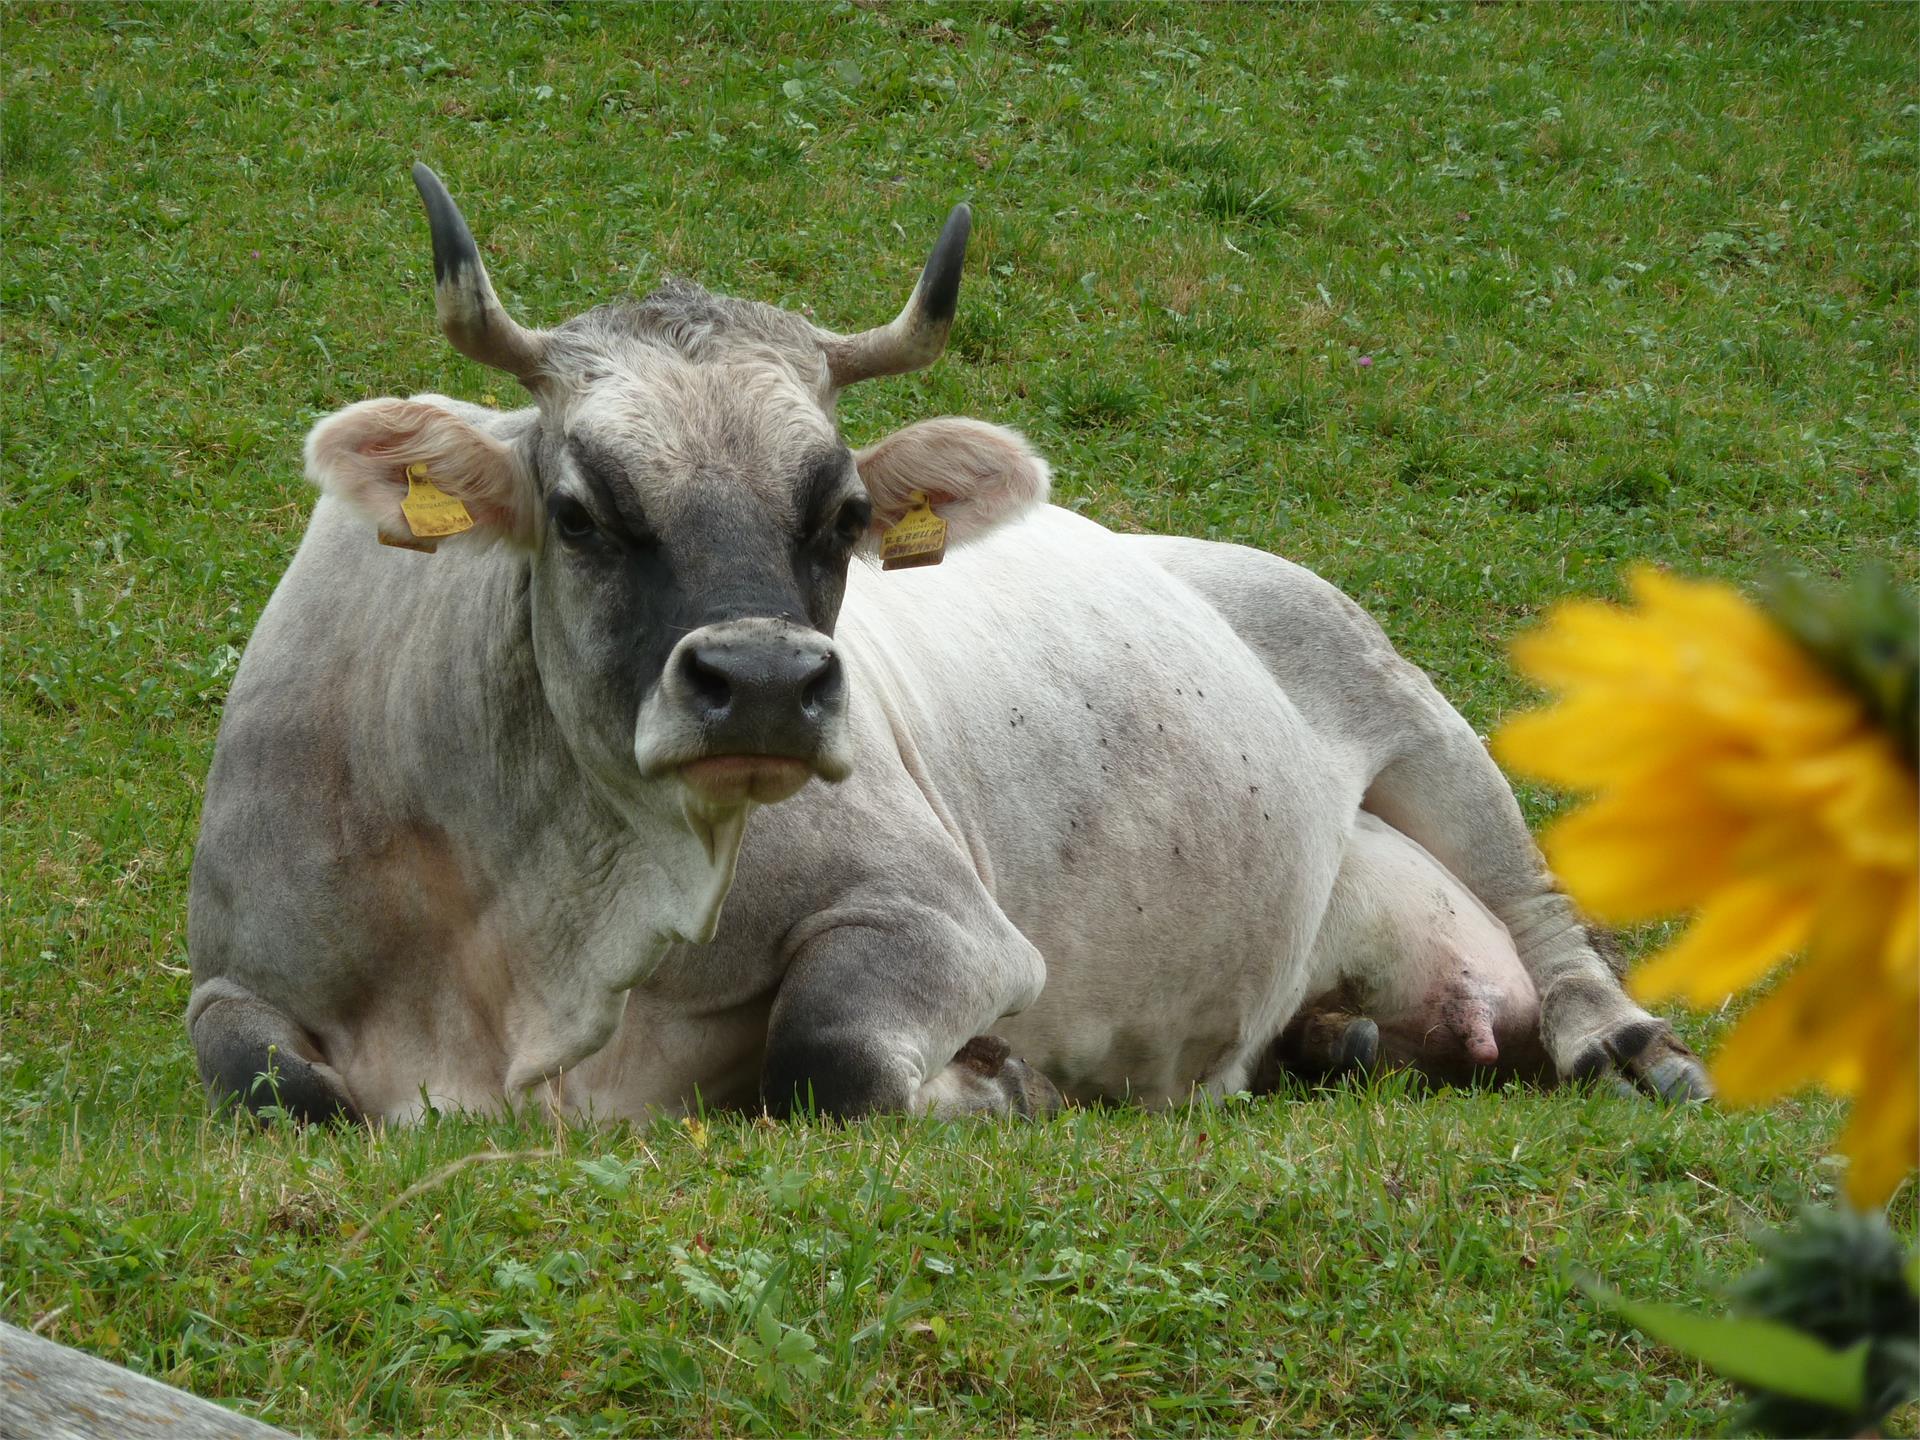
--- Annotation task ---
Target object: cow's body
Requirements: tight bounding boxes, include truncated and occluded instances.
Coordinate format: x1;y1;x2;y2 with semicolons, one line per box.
187;168;1707;1125
193;482;1553;1122
572;508;1553;1118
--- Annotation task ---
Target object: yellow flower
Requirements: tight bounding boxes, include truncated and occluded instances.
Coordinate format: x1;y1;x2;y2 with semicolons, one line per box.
1496;567;1918;1207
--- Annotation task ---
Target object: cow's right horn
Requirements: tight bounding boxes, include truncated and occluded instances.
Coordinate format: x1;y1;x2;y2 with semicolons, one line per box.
817;203;971;388
411;163;550;389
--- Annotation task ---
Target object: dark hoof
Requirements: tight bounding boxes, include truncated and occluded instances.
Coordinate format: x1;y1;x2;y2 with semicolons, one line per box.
1644;1051;1713;1102
1336;1017;1379;1075
954;1034;1062;1117
1571;1020;1712;1103
1271;1008;1382;1088
1002;1056;1064;1118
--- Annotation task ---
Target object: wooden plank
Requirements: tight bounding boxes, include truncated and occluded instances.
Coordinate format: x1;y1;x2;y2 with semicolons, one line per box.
1;1322;293;1440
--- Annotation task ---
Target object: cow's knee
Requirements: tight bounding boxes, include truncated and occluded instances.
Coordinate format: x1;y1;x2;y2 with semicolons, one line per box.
761;1030;912;1118
188;986;361;1125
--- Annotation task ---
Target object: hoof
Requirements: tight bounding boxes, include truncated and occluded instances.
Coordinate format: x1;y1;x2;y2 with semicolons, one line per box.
953;1034;1063;1118
1336;1017;1379;1075
1566;1015;1713;1102
1003;1056;1065;1118
1644;1051;1713;1102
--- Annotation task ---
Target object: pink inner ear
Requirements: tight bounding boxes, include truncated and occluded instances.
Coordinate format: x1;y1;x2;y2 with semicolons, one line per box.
305;398;533;544
856;418;1050;541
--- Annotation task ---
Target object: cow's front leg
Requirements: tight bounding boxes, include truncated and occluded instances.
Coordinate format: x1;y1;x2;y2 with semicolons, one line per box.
187;978;362;1125
1363;691;1709;1100
761;903;1055;1120
912;1034;1063;1118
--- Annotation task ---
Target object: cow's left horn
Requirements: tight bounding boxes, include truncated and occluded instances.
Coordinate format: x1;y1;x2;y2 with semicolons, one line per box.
411;163;550;388
817;204;970;388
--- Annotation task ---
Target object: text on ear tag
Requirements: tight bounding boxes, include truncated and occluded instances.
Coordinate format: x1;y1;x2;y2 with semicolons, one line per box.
400;463;475;540
880;490;948;571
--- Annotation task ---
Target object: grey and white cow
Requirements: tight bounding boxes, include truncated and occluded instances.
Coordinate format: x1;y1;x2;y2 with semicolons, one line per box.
186;167;1708;1125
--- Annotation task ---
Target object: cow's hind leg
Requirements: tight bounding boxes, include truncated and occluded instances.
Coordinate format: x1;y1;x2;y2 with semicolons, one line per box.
1266;1012;1380;1087
187;980;361;1125
1361;706;1707;1098
1139;536;1708;1101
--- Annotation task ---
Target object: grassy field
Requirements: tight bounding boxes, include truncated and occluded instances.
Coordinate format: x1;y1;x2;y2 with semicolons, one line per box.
2;3;1914;1435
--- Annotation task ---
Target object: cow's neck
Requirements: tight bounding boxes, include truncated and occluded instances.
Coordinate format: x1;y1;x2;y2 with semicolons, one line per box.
356;548;751;1088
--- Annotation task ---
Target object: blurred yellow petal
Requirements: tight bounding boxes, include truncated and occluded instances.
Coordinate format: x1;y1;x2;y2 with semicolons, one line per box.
1708;741;1884;813
1817;751;1920;870
1542;784;1740;921
1505;565;1916;1202
1723;813;1843;891
1494;698;1728;791
1628;570;1823;687
1509;598;1682;692
1707;951;1887;1105
1629;878;1816;1006
1884;881;1919;984
1835;1052;1920;1208
1809;870;1908;981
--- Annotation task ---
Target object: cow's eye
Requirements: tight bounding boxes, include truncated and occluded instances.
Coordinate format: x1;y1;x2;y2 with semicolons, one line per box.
550;496;597;544
833;496;873;546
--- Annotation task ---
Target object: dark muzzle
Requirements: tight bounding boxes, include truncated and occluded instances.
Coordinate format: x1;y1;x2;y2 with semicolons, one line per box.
637;620;853;806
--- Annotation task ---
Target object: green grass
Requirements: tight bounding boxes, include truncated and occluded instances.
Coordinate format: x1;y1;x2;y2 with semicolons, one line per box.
2;3;1914;1435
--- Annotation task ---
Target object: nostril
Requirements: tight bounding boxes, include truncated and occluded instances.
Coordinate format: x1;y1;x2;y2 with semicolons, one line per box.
800;652;843;714
680;646;733;716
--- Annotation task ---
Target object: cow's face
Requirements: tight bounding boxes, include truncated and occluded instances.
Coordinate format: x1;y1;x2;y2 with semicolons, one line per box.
304;166;1046;833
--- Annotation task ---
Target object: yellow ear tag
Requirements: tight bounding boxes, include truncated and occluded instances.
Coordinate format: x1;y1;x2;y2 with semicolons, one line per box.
398;462;475;540
879;490;948;572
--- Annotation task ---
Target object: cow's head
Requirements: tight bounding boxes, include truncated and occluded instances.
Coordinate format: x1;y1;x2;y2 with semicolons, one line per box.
307;165;1046;836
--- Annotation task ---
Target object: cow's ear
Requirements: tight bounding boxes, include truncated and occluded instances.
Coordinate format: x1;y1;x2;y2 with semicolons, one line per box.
304;397;538;549
853;418;1049;544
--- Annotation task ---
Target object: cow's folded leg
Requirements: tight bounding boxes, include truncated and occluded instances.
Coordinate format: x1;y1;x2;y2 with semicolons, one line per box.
187;979;362;1125
763;1026;1060;1119
913;1034;1063;1118
1363;701;1712;1101
760;905;1050;1120
1543;971;1708;1101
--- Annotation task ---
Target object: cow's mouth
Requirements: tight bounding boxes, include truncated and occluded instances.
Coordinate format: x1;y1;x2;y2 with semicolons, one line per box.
677;754;815;807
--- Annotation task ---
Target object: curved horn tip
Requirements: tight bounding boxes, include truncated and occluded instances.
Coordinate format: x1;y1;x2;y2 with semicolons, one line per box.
918;202;972;326
410;162;479;288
